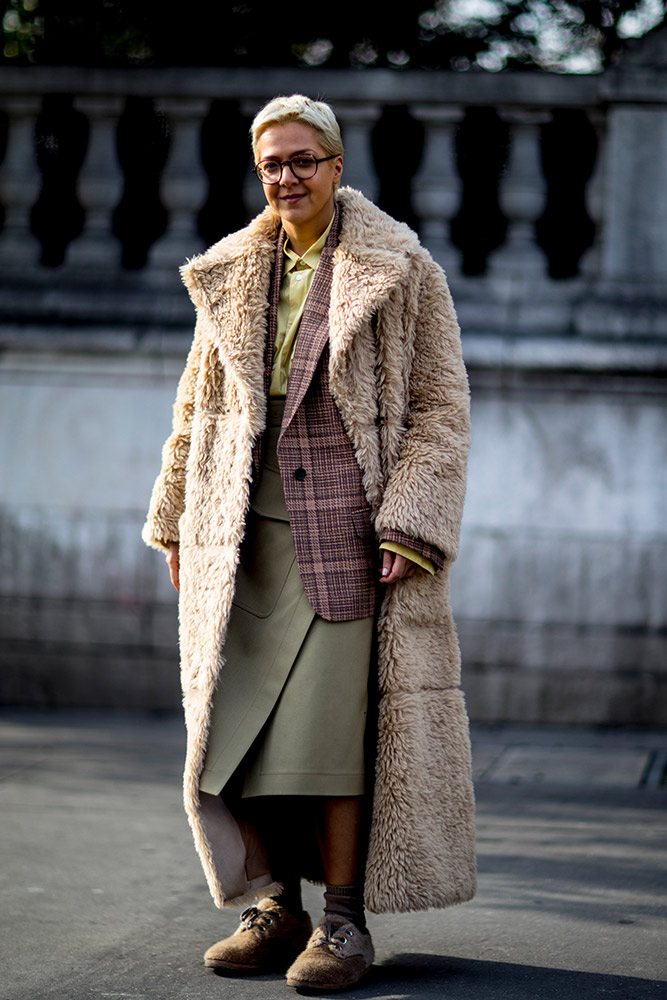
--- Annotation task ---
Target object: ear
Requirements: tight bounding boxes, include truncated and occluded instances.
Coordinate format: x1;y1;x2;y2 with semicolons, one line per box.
333;155;344;184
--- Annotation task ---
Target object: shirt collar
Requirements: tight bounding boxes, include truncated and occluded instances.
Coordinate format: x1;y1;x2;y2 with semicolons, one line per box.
283;214;335;273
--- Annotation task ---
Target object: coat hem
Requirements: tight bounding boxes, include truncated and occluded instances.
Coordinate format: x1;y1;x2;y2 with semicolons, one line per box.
221;880;284;910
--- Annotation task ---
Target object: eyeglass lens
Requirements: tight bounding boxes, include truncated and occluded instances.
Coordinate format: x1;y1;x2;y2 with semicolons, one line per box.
257;155;318;183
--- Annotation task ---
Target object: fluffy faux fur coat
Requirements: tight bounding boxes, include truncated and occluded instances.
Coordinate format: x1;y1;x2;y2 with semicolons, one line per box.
143;186;476;913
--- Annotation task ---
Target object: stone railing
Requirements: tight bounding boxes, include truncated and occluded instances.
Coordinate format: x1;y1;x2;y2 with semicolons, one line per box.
0;48;666;345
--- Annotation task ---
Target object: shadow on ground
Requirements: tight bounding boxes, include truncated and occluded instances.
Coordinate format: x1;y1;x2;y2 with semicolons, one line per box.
363;953;664;999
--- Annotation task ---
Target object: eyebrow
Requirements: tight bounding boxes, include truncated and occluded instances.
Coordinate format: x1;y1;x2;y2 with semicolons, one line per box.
258;148;319;160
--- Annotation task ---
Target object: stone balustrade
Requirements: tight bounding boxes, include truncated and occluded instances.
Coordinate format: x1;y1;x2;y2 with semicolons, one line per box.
0;54;665;341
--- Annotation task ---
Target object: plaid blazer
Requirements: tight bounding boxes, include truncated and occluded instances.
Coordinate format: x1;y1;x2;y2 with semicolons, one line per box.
250;204;443;622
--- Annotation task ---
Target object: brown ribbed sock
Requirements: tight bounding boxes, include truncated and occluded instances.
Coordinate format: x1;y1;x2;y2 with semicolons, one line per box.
323;883;367;933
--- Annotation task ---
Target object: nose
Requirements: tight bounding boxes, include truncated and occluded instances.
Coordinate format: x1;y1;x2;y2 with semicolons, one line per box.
279;162;298;186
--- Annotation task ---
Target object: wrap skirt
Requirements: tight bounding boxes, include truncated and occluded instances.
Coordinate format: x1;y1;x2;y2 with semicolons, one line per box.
199;399;374;799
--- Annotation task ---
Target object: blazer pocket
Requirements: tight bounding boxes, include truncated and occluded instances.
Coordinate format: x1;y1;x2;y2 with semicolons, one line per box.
351;507;374;541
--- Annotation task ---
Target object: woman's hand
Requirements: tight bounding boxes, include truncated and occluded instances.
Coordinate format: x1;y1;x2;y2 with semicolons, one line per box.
167;542;180;592
379;549;417;584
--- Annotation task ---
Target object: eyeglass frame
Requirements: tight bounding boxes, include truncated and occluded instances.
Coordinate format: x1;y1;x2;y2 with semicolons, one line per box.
253;153;338;185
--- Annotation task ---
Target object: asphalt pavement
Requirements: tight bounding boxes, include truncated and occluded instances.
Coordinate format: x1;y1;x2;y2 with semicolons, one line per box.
1;709;665;1000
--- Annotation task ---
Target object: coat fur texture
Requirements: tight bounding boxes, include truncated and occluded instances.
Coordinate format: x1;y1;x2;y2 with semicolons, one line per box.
143;187;476;913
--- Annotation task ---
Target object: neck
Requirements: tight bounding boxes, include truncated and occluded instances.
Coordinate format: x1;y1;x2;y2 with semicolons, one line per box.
284;202;335;258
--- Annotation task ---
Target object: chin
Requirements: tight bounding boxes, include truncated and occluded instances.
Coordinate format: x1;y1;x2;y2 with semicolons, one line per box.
281;208;313;226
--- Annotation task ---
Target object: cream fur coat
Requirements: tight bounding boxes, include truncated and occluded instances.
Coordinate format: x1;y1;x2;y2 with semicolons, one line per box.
143;187;476;913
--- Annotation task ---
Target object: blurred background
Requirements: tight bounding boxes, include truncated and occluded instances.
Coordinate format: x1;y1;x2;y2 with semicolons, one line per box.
1;0;666;725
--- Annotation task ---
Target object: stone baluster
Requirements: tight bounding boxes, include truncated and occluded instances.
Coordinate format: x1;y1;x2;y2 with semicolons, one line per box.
66;96;124;269
0;96;42;266
240;99;266;220
489;109;550;279
149;98;209;273
412;104;464;276
243;157;266;220
599;105;667;285
335;103;381;201
579;110;607;280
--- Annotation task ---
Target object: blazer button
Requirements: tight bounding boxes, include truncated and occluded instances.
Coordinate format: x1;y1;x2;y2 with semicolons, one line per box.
294;467;307;481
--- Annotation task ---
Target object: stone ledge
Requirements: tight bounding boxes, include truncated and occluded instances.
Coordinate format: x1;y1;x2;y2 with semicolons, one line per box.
463;334;667;374
2;328;667;379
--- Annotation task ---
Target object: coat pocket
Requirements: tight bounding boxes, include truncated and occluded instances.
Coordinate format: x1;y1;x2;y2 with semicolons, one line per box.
351;507;374;542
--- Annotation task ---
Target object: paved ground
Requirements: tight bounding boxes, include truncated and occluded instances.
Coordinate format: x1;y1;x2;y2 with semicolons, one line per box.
1;709;666;999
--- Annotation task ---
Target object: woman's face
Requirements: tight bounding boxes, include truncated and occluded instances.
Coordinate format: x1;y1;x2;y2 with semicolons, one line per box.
255;121;343;242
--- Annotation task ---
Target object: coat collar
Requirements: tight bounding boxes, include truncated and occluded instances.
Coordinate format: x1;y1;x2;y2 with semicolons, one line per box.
179;187;418;390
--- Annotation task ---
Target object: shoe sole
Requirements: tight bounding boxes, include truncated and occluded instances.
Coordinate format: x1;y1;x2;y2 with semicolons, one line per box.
206;953;302;975
207;956;295;972
286;965;372;992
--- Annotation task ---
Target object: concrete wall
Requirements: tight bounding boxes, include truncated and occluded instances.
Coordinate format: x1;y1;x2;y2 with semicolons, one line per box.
0;350;180;709
457;351;667;724
2;337;665;723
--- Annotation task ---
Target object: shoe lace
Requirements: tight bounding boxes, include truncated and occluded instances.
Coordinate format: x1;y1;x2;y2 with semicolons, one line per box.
313;921;355;954
240;905;279;933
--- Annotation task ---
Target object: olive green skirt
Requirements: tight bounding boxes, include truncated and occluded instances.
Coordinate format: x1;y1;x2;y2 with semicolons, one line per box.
199;400;374;799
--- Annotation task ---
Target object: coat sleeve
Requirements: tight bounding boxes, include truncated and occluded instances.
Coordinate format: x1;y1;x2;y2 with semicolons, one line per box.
374;258;470;564
379;533;442;572
141;318;205;553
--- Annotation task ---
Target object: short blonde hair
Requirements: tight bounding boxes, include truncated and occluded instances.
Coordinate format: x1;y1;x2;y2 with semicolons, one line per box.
251;94;344;161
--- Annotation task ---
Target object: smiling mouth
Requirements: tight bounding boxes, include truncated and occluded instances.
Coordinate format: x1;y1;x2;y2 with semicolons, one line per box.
282;193;305;202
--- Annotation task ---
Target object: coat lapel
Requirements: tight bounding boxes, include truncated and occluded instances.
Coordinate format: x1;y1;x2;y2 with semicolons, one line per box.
180;189;414;437
180;209;280;436
328;254;411;389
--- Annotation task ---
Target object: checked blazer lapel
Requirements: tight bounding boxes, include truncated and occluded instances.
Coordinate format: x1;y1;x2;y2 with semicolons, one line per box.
280;204;342;434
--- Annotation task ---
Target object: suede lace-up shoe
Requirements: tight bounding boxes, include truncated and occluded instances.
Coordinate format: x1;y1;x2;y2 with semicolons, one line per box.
204;897;312;974
286;914;374;992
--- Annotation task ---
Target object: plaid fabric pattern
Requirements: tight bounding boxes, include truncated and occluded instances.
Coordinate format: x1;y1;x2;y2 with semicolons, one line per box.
279;206;377;621
250;203;438;621
249;206;374;621
279;341;378;621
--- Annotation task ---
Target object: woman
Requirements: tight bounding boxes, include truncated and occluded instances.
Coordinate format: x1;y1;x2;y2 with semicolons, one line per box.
143;94;475;992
